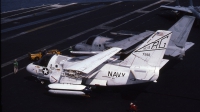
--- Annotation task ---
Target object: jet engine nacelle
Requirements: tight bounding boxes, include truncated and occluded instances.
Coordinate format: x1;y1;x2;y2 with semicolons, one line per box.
49;89;86;96
48;84;91;97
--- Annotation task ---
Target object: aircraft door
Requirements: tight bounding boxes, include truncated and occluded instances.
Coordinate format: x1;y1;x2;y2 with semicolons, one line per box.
49;63;63;83
35;65;44;76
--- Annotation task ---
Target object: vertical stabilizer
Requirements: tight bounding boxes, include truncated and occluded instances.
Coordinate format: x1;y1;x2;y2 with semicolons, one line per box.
120;30;171;81
168;15;195;47
165;16;195;59
120;30;172;67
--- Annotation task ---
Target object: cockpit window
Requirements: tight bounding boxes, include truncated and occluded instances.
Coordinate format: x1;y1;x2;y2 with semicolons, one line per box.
33;54;53;67
85;36;96;45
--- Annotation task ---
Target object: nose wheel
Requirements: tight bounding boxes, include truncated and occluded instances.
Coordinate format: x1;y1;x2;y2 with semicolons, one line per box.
36;77;45;84
83;86;92;97
41;81;44;84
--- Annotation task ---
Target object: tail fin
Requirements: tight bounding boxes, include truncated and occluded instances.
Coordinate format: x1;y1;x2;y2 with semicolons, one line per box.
120;30;172;67
163;16;195;59
168;15;195;47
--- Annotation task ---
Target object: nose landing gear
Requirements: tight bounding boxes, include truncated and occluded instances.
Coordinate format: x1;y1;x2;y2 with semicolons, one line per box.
36;77;45;84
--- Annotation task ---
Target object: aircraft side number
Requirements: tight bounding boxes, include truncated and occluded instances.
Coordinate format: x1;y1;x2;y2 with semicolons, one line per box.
143;53;150;56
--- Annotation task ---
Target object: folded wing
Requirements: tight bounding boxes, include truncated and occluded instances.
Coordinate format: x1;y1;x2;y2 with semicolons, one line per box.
160;5;192;13
105;30;154;50
65;47;122;74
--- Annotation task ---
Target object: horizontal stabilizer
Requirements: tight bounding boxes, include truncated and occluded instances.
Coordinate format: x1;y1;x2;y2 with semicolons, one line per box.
165;48;180;57
165;42;194;57
129;59;168;80
160;59;169;68
105;30;154;50
185;42;194;51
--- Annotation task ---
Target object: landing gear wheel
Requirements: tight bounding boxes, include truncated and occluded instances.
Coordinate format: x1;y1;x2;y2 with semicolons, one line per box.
35;57;39;61
36;77;45;84
41;81;44;84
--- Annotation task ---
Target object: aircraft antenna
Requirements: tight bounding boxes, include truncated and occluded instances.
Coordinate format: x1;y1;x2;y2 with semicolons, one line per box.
189;0;194;6
176;0;180;6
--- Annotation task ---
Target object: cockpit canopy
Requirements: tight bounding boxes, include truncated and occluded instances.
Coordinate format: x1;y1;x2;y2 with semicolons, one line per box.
33;54;54;67
85;36;96;45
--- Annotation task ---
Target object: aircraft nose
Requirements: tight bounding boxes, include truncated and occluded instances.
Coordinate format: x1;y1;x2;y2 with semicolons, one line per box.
26;63;35;75
75;44;84;50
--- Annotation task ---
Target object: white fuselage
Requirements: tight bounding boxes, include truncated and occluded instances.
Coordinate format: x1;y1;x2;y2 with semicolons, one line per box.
74;36;112;51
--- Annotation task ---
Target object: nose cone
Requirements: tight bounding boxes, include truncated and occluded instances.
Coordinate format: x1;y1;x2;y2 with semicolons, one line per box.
75;44;83;50
26;63;35;75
